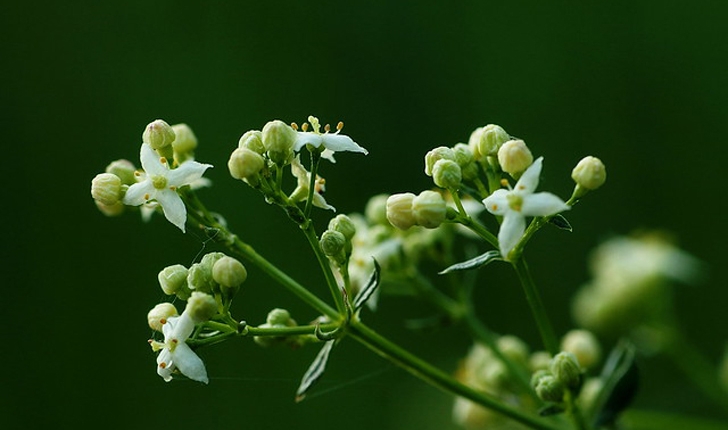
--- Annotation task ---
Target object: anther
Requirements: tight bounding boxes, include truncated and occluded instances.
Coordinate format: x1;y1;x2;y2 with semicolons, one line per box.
159;362;167;369
160;318;167;324
135;171;142;177
159;157;167;165
144;193;150;200
169;186;177;191
302;123;309;132
336;121;344;131
500;179;510;187
324;123;331;133
291;122;299;130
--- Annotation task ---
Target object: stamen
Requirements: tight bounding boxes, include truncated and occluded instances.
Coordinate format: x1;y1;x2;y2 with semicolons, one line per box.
302;123;309;132
336;121;344;132
491;204;499;210
171;339;178;344
169;185;177;191
500;179;510;187
144;193;150;200
160;318;167;324
159;157;167;165
148;339;153;344
159;362;167;369
324;123;331;133
291;122;299;131
135;171;142;177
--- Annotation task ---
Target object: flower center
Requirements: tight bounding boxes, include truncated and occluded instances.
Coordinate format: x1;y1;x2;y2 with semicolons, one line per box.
506;193;523;212
151;174;168;190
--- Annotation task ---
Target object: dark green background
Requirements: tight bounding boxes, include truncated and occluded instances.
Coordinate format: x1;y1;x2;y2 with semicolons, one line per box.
4;1;727;428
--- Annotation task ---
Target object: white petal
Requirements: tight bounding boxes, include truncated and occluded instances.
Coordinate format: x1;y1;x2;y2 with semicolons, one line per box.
321;149;336;163
313;194;336;211
521;192;570;217
483;189;510;215
498;213;526;259
293;133;324;151
139;144;167;176
122;181;156;206
171;312;196;341
514;157;543;194
156;349;174;382
171;342;209;384
166;160;212;187
320;134;368;154
155;189;187;232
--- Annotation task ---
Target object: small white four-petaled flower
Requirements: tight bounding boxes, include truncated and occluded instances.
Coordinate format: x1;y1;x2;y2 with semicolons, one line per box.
293;116;368;162
123;143;212;232
483;157;569;260
150;309;209;384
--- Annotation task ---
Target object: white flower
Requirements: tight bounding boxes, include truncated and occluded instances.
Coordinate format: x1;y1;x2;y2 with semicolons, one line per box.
289;156;335;211
123;143;212;232
483;157;569;260
150;310;208;383
293;116;368;162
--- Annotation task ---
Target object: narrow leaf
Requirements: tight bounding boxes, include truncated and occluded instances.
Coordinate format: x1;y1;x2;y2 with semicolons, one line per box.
353;258;381;311
591;340;639;427
549;214;573;232
295;340;335;402
438;250;502;274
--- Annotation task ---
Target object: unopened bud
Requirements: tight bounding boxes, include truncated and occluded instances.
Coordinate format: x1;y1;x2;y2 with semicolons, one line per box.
497;335;530;367
266;308;296;327
147;302;178;332
572;156;606;191
328;214;356;240
91;173;123;206
105;159;136;185
185;291;218;323
412;190;447;228
262;120;296;165
498;140;533;176
143;119;176;150
228;147;265;181
365;194;389;225
94;200;125;217
212;256;248;288
432;159;462;189
424;146;456;176
320;230;347;259
158;264;190;296
561;330;601;370
238;130;265;154
386;193;417;230
171;123;198;154
550;351;582;389
533;372;565;402
478;124;509;157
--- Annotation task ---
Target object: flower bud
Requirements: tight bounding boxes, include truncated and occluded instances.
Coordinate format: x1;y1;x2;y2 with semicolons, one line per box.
320;230;347;259
498;139;533;176
328;214;356;241
432;159;462;189
91;173;123;206
412;190;446;228
94;200;125;217
533;372;565;403
212;256;248;288
171;123;198;164
529;351;553;372
266;308;296;327
572;156;606;191
188;262;215;294
147;302;178;332
386;193;417;230
105;159;136;185
561;330;601;370
365;194;390;225
228;147;265;181
185;291;218;324
497;335;530;367
550;351;582;390
452;143;479;181
158;264;190;296
262;120;296;165
143;119;176;150
478;124;509;157
424;146;456;176
238;130;265;154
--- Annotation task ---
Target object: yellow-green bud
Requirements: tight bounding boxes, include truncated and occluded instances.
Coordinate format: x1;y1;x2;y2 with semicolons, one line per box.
320;230;347;258
561;330;601;370
187;262;215;293
228;147;265;181
550;351;582;389
452;143;479;181
147;302;178;332
94;200;125;217
572;156;606;191
365;194;390;225
497;335;530;367
424;146;456;176
262;120;296;165
171;123;198;154
105;159;136;185
186;291;218;324
530;351;553;372
534;373;565;403
498;140;533;176
238;130;265;154
158;264;189;296
91;173;123;206
266;308;296;326
143;119;176;150
412;190;447;228
432;159;462;189
212;256;248;288
478;124;509;157
386;193;417;230
328;214;357;240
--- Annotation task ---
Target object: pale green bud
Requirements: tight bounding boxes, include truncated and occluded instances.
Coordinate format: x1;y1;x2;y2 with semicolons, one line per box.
262;120;296;165
91;173;123;206
185;291;218;323
158;264;190;296
147;302;178;332
266;308;296;326
432;159;462;189
94;200;125;217
497;335;530;367
478;124;509;157
550;351;582;389
105;159;136;185
452;143;479;181
533;373;565;403
228;147;265;181
529;351;553;371
320;230;347;260
328;214;356;240
143;119;176;150
238;130;265;154
412;190;447;228
561;330;601;370
424;146;456;176
365;194;390;226
386;193;417;230
212;256;248;288
572;156;606;191
171;123;198;154
187;262;215;293
498;139;533;176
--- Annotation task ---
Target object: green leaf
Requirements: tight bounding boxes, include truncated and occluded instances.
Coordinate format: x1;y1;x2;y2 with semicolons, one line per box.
438;250;502;274
590;340;640;427
295;340;335;402
353;258;380;312
548;214;573;232
538;403;566;417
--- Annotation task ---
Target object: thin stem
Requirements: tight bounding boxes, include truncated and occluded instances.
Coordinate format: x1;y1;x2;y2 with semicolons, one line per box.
303;148;322;220
300;222;346;315
512;257;559;355
453;213;499;249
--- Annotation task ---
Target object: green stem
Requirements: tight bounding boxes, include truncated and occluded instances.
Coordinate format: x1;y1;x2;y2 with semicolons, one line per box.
453;213;499;249
300;222;347;315
244;323;340;337
303;148;322;220
564;389;589;430
512;257;559;355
